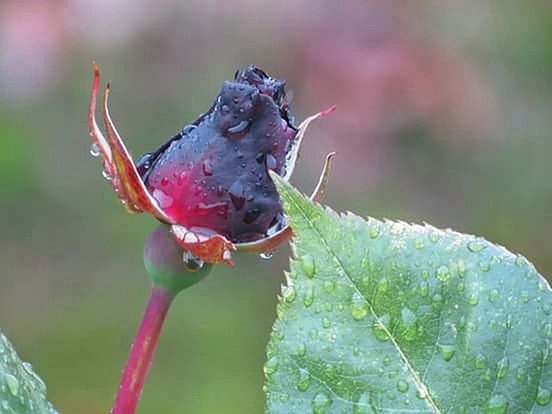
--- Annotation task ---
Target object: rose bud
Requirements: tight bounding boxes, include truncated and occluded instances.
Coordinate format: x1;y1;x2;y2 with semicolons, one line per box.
88;63;335;266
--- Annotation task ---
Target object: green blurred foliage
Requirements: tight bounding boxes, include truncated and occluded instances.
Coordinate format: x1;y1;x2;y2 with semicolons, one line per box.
0;1;550;413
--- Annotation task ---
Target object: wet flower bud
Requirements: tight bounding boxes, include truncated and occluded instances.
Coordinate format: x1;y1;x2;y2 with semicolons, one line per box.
138;65;296;243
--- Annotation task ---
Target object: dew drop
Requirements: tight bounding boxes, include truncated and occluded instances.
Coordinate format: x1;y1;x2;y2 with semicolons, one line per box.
479;261;491;272
397;379;409;393
5;374;19;396
484;394;508;414
415;238;424;249
303;286;314;307
243;208;261;224
438;344;456;361
264;356;279;376
467;240;486;252
436;265;450;282
488;289;499;303
282;285;296;303
229;180;245;210
102;169;112;181
89;142;100;157
296;343;307;357
160;176;169;186
152;189;173;209
323;281;336;293
369;226;380;239
468;293;479;306
297;370;311;392
266;153;278;171
182;251;204;271
202;159;213;176
419;281;429;297
475;354;487;369
301;255;316;278
322;317;331;328
536;387;551;406
260;252;273;260
312;392;332;414
496;357;509;379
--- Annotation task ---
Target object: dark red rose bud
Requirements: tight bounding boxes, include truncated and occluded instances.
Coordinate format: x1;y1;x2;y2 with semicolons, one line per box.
138;66;297;243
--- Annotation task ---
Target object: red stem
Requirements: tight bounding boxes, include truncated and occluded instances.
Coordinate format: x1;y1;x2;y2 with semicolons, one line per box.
111;286;174;414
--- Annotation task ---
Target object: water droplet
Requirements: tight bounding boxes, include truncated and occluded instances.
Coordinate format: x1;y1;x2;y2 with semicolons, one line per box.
5;374;19;396
372;319;390;341
89;142;100;157
467;240;486;252
536;387;551;406
479;261;491;272
496;357;509;379
353;391;375;413
322;317;331;328
243;208;261;224
301;285;314;307
296;343;307;357
429;232;440;243
515;255;526;267
229;180;245;210
436;265;450;282
415;238;424;249
351;293;369;321
282;285;296;303
484;394;508;414
264;356;279;376
438;344;456;361
312;392;332;414
521;291;529;303
323;281;336;293
202;159;213;176
227;120;250;134
301;255;316;278
152;189;173;209
102;169;112;181
475;354;487;369
468;293;479;306
397;379;409;393
488;289;499;303
182;251;204;271
419;281;429;297
297;370;311;391
369;226;380;239
377;278;389;293
260;252;273;260
266;153;278;171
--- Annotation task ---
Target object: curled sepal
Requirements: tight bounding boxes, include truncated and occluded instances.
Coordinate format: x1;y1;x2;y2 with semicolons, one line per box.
283;105;336;181
89;63;172;222
236;152;335;254
144;225;213;294
170;225;236;266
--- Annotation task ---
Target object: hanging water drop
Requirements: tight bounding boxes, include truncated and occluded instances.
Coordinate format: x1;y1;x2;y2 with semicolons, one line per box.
89;142;100;157
260;252;273;260
312;392;332;414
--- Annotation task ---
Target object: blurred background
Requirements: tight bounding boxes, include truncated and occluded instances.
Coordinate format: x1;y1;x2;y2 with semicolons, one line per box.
1;0;551;412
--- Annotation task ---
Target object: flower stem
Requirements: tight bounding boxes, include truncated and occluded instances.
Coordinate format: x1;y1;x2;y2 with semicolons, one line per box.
111;286;174;414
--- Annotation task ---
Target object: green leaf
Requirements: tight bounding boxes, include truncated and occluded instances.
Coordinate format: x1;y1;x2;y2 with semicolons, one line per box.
265;176;552;414
0;330;58;414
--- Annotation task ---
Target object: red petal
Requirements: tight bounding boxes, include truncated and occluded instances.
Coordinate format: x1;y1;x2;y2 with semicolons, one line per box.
88;63;172;222
170;225;236;266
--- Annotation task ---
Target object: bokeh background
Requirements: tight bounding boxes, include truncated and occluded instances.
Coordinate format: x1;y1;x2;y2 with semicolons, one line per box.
1;1;551;413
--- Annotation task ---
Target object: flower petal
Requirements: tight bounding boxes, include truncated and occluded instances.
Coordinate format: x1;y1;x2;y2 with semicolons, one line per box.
89;63;172;222
170;225;236;266
236;152;335;254
282;105;336;181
